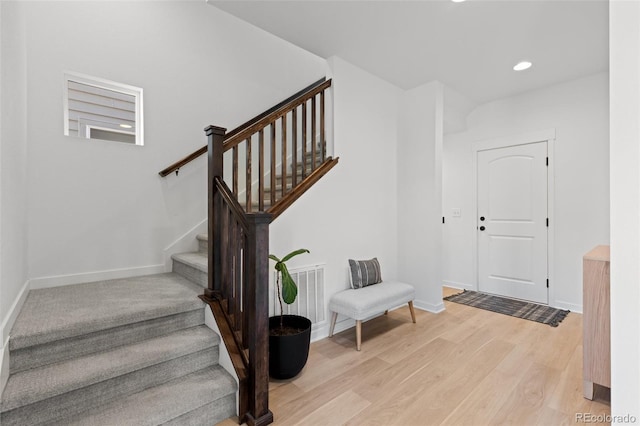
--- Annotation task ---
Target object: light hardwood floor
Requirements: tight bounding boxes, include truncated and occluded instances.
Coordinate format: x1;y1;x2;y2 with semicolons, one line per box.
222;287;611;426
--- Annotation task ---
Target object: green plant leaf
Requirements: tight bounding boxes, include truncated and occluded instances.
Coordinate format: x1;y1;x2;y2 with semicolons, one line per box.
281;248;310;263
270;248;309;306
281;268;298;304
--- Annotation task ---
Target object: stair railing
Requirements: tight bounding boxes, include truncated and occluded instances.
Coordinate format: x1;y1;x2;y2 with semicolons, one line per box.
162;78;339;426
201;127;272;426
159;78;338;219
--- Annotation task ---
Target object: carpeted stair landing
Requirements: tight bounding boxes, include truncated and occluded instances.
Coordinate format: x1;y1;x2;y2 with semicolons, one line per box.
0;270;236;425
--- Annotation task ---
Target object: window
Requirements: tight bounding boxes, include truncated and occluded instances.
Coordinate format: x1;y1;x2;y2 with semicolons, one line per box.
63;72;143;145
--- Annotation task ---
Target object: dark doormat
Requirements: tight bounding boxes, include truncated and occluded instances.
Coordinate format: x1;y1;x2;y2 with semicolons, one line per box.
444;290;570;327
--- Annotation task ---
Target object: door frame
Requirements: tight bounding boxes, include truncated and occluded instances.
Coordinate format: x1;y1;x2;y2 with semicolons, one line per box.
471;128;556;306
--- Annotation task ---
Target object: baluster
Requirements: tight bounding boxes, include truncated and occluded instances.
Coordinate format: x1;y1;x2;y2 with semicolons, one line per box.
258;129;265;212
235;227;244;340
221;203;230;300
241;231;249;355
233;145;239;197
228;216;237;321
281;114;287;196
320;90;326;162
246;138;252;212
302;101;307;179
270;123;276;206
311;95;317;170
292;108;298;188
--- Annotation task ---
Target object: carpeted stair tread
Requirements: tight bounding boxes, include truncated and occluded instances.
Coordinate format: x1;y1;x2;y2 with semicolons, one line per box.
1;325;219;412
172;252;208;288
10;273;204;351
10;308;204;374
57;366;236;426
172;251;208;273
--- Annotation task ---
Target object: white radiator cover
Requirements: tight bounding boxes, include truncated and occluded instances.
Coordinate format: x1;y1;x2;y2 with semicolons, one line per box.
270;264;325;325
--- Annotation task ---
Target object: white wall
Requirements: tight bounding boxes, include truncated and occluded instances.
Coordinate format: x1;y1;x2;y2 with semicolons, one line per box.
610;0;640;420
269;56;401;339
443;84;475;135
20;1;327;286
443;72;609;312
397;81;445;312
1;1;29;394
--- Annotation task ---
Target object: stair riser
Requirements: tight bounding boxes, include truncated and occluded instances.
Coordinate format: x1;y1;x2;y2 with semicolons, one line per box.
173;260;207;289
0;348;218;426
198;238;208;253
10;309;204;374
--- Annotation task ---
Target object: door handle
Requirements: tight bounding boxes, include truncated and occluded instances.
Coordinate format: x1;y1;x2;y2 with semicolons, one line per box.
480;216;485;221
479;226;486;231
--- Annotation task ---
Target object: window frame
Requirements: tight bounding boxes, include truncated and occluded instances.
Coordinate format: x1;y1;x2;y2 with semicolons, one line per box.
63;72;144;146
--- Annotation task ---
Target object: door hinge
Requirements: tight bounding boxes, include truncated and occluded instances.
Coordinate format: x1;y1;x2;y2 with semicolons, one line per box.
546;218;549;227
546;279;549;288
546;157;549;166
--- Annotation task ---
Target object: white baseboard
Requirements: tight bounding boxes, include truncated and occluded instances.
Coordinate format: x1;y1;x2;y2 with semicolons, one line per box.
29;264;166;290
552;300;582;314
309;320;332;343
316;317;356;341
1;341;9;398
1;279;29;398
163;218;207;272
1;280;30;347
442;280;475;291
413;299;446;314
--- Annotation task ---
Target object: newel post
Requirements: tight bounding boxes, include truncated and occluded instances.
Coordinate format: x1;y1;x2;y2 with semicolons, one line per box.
244;212;274;426
205;125;226;299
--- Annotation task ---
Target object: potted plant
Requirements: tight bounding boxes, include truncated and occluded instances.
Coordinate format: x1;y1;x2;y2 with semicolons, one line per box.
268;249;312;379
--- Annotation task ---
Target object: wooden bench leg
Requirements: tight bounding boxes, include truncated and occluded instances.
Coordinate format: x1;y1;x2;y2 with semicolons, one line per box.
408;301;416;323
329;312;338;337
356;320;362;351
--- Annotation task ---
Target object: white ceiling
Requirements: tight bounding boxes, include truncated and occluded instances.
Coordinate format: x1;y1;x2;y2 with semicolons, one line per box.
209;0;609;104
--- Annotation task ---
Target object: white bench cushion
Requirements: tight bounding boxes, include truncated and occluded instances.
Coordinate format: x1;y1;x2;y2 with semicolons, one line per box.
328;281;415;320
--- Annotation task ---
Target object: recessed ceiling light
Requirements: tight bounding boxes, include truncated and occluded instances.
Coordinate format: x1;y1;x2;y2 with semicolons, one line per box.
513;61;533;71
452;0;466;2
119;124;133;129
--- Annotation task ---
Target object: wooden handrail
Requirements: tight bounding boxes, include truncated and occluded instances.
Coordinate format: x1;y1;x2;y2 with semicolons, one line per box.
158;78;329;177
225;77;326;141
223;79;331;151
158;146;207;177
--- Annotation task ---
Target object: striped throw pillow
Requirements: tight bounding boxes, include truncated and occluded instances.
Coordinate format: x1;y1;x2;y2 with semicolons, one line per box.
348;258;382;289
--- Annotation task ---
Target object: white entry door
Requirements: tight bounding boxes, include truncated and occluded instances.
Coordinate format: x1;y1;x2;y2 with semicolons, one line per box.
477;142;548;304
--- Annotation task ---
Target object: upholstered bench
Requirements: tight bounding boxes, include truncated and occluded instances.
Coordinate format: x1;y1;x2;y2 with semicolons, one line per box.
328;281;416;351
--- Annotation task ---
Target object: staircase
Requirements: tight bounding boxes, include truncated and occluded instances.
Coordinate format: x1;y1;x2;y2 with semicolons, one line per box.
0;77;337;426
0;237;236;425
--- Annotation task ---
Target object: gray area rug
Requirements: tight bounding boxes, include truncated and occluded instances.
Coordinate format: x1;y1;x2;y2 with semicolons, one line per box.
444;290;570;327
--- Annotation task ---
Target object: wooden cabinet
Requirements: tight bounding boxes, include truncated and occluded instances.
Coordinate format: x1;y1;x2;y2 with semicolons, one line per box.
583;245;610;400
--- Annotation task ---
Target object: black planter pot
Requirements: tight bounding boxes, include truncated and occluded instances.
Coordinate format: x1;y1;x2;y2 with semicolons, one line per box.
268;314;312;380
